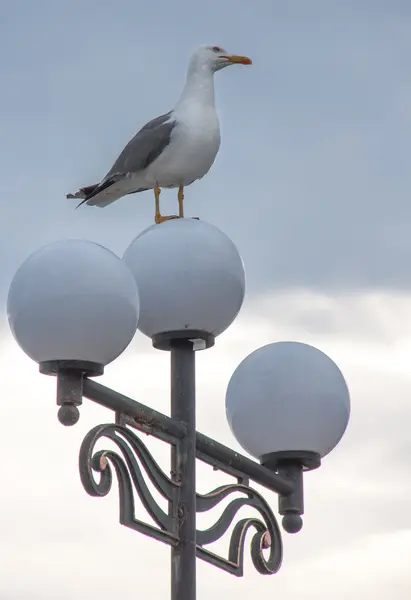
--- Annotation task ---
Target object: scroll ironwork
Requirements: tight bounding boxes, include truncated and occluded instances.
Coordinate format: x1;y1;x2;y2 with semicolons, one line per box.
79;423;282;576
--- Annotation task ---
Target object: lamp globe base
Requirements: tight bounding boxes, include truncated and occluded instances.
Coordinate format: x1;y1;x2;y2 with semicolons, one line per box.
261;450;321;472
152;330;215;352
39;360;104;378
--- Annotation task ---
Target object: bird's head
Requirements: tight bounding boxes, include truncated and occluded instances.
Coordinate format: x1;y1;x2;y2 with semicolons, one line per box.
189;45;252;74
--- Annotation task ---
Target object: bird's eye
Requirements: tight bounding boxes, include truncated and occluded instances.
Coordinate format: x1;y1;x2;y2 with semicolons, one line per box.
212;46;222;53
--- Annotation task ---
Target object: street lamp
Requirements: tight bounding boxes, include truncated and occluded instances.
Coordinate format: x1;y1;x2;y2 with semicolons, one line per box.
7;219;350;600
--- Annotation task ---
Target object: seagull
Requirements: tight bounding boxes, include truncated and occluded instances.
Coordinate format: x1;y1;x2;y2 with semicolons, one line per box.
67;45;251;224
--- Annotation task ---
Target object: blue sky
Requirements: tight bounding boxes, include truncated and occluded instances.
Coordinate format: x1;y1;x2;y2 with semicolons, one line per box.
1;2;411;599
2;1;411;294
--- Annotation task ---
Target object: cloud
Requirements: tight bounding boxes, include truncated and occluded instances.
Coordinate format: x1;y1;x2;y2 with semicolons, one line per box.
1;289;411;598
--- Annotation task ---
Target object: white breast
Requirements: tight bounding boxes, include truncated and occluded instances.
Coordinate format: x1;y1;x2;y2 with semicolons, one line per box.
146;106;221;188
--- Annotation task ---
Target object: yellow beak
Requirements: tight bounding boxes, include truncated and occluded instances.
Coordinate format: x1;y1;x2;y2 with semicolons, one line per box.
223;54;252;65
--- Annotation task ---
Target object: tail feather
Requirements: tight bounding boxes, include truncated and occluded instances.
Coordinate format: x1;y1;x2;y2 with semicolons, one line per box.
66;177;148;209
74;177;122;208
66;184;99;200
66;181;116;209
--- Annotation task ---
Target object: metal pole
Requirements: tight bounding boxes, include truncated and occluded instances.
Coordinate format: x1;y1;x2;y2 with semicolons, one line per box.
82;380;294;495
170;339;197;600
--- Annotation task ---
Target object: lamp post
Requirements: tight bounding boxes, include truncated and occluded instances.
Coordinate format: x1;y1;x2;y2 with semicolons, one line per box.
7;219;350;600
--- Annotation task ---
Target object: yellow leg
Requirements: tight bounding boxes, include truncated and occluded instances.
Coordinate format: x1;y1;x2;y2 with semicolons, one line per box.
178;185;184;218
154;184;178;224
154;184;161;222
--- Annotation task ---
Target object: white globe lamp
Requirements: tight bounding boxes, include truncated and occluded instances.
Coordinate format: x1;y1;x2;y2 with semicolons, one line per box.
123;219;246;350
7;239;140;425
225;341;350;533
225;341;350;466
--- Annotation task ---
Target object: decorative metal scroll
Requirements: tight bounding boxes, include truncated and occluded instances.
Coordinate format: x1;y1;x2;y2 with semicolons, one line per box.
196;484;282;576
79;424;179;547
79;424;283;576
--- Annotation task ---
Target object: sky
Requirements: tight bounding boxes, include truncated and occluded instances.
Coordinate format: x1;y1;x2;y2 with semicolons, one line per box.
1;1;411;598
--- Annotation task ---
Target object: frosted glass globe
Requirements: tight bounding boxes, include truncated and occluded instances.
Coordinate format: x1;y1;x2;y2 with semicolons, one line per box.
226;341;350;459
123;219;245;347
8;239;139;366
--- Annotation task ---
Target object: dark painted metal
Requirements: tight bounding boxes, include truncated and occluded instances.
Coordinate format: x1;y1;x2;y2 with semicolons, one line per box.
77;419;285;578
56;371;82;425
82;380;293;495
51;350;315;590
83;379;187;441
261;451;321;534
40;359;104;377
277;462;304;534
196;435;293;495
195;449;250;486
261;450;321;472
41;360;103;426
152;330;215;351
195;483;282;576
170;340;197;600
79;423;179;546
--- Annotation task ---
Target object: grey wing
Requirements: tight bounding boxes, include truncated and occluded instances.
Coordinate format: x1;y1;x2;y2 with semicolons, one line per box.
74;112;177;207
106;111;176;179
